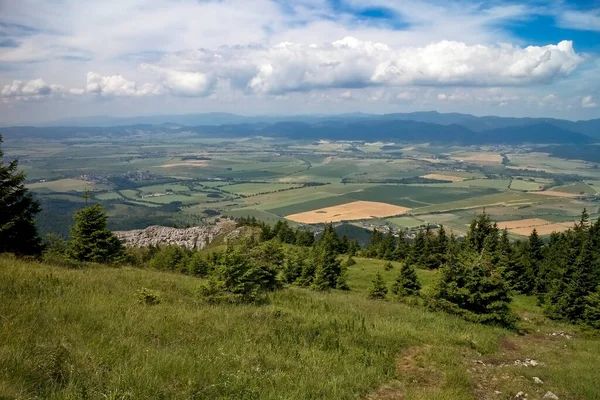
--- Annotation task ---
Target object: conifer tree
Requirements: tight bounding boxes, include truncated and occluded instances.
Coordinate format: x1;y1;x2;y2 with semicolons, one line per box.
408;229;426;267
432;247;517;329
68;204;124;263
391;263;421;297
368;272;388;300
311;227;345;290
348;239;360;256
545;240;599;322
583;287;600;329
0;135;41;255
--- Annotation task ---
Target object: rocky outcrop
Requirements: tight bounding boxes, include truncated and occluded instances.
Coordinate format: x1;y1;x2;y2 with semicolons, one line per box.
114;223;231;250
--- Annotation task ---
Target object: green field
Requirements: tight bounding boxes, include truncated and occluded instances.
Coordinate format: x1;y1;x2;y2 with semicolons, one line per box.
2;255;599;400
510;179;543;191
223;183;302;196
95;191;124;200
137;183;191;193
386;216;425;229
552;182;597;195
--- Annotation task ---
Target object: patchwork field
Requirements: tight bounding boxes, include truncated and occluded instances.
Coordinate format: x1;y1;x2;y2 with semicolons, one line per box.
421;173;466;182
27;178;99;192
451;152;503;165
9;134;598;236
286;201;410;224
497;218;577;236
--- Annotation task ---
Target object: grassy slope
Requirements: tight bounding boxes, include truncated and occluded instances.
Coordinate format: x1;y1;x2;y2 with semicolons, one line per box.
1;255;599;400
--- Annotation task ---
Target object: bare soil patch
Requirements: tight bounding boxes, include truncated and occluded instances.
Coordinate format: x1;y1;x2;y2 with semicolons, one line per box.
286;201;410;224
160;160;209;168
530;190;579;198
497;218;550;230
451;152;503;165
421;173;466;182
510;223;572;236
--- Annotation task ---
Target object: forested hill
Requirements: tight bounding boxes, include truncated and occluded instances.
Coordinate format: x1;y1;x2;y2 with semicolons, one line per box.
2;111;599;145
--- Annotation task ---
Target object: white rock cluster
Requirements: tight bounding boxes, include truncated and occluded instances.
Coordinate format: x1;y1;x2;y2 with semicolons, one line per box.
114;224;226;250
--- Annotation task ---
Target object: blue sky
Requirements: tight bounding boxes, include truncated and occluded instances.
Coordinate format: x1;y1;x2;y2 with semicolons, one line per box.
0;0;599;124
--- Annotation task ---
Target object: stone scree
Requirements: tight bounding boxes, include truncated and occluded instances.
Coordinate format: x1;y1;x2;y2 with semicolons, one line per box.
114;224;226;250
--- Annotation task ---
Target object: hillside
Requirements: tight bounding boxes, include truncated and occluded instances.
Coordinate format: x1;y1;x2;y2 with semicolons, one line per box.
2;254;599;399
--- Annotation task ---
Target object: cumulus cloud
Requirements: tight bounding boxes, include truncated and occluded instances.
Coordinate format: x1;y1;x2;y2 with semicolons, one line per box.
581;95;598;108
0;79;65;100
140;65;214;97
84;72;162;97
141;38;583;97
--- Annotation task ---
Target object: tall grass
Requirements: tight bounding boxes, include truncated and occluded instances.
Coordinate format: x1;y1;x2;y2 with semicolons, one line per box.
1;255;599;399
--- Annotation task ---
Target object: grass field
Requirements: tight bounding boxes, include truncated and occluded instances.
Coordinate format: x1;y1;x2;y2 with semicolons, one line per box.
510;180;543;191
26;178;102;192
95;191;124;200
223;183;302;196
552;182;597;195
386;216;425;229
2;255;599;400
137;183;191;193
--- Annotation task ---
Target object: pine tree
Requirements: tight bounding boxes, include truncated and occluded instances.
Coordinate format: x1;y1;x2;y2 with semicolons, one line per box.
583;287;600;329
432;248;517;329
391;263;421;297
408;229;426;267
311;227;344;290
368;272;388;300
348;239;360;256
545;240;599;322
0;135;41;255
68;204;124;263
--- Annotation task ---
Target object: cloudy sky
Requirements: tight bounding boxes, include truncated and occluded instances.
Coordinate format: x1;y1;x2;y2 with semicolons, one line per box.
1;0;599;124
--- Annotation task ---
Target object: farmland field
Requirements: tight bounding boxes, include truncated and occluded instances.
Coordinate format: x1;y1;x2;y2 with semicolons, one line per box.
3;133;597;237
286;201;410;224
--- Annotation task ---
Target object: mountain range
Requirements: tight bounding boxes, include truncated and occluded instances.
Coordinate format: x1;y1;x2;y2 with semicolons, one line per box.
1;111;599;145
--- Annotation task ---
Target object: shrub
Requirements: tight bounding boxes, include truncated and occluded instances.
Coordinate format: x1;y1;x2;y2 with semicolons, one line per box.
344;255;356;267
137;288;161;305
430;251;518;329
368;272;388;300
391;263;421;297
384;261;393;271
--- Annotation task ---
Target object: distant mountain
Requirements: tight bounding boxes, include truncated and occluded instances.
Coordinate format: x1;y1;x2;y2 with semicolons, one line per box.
40;111;600;140
2;112;597;145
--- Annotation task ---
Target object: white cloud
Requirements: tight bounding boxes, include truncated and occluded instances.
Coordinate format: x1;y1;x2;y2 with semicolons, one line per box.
556;9;600;32
146;38;583;96
581;95;598;108
84;72;162;97
0;79;65;100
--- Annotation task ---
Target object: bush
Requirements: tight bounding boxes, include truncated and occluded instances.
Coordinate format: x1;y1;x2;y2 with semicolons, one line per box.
368;272;388;300
137;288;161;305
391;263;421;297
383;261;393;271
344;255;356;267
42;252;84;269
430;251;518;329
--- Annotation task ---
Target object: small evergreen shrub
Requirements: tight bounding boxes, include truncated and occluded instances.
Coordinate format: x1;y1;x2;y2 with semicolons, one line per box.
391;263;421;297
137;288;161;305
368;272;388;300
383;261;393;271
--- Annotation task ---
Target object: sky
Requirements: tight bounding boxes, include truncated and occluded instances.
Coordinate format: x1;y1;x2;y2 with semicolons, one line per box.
1;0;600;124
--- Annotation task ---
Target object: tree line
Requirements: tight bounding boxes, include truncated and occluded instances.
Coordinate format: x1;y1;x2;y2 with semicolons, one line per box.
360;211;600;329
